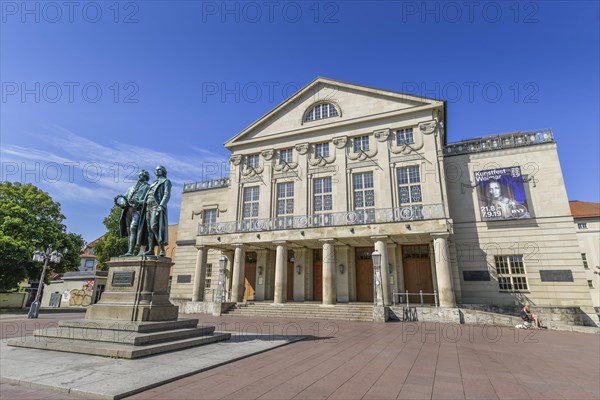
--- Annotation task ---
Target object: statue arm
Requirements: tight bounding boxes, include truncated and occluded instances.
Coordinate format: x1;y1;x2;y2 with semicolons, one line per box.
159;179;172;208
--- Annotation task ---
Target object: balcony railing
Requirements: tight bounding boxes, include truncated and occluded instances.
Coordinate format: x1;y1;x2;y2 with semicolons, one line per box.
198;204;444;235
444;129;554;156
183;178;230;193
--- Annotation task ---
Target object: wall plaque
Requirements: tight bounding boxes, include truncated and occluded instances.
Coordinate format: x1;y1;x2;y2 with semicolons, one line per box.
463;271;491;281
112;271;135;287
539;270;573;282
177;274;192;283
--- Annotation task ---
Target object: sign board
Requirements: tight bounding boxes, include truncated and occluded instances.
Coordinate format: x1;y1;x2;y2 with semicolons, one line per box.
474;166;531;221
112;271;135;287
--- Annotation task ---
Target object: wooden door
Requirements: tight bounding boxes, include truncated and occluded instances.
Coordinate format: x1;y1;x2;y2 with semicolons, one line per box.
287;262;294;301
402;245;434;304
356;257;374;302
244;262;256;301
313;261;322;301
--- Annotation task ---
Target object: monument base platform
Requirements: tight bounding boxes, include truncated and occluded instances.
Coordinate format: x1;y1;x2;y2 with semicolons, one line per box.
8;256;231;359
7;318;231;359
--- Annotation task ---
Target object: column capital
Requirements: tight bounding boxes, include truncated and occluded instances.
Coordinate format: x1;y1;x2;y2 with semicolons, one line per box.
431;233;449;240
370;235;389;242
319;238;335;244
195;245;207;251
233;243;245;249
335;244;350;249
273;241;287;246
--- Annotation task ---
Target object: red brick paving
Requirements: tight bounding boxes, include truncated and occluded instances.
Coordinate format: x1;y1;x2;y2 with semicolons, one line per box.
1;312;599;399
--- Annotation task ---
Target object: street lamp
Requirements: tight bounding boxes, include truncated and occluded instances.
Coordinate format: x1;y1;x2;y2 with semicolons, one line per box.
28;246;65;319
217;255;228;303
371;249;382;306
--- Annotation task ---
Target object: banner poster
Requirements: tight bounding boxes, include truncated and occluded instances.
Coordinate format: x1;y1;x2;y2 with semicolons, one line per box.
475;166;531;221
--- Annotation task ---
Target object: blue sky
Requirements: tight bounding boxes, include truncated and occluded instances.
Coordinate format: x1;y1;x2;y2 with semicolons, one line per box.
1;1;599;243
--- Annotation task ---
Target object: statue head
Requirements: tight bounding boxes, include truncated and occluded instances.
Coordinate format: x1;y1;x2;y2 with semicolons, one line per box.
155;165;167;177
139;170;150;182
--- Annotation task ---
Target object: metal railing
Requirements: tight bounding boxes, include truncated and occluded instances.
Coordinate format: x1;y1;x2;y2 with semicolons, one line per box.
203;289;216;302
392;290;439;307
444;129;554;156
198;204;444;235
183;178;230;193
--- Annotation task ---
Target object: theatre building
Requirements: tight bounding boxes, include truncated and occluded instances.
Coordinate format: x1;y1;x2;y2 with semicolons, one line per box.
171;78;596;323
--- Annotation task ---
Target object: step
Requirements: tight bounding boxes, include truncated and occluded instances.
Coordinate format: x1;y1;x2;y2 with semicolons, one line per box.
8;332;231;359
36;325;216;345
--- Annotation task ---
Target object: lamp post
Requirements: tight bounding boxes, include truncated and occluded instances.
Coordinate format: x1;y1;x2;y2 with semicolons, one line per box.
217;255;228;303
28;246;64;319
371;249;382;306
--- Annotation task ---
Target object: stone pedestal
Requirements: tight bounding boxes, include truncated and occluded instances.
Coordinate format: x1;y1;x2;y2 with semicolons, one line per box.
8;256;230;359
86;256;178;321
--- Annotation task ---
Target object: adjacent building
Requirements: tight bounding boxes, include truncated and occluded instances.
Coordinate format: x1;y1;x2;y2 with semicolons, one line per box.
570;201;600;310
171;78;596;321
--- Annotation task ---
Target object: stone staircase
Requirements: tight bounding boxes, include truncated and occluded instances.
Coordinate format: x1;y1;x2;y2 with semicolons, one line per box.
223;302;374;322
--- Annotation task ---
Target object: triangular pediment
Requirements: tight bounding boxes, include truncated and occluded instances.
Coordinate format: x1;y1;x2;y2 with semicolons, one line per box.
225;77;444;149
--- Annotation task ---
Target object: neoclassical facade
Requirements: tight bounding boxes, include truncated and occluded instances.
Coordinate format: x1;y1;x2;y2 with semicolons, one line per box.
171;78;595;319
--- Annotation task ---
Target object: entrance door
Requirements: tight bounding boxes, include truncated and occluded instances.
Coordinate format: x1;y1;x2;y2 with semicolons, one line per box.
287;261;294;301
244;262;256;301
313;261;322;301
402;245;434;303
356;260;374;302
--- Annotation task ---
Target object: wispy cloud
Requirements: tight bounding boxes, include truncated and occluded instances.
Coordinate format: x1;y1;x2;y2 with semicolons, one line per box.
1;124;230;240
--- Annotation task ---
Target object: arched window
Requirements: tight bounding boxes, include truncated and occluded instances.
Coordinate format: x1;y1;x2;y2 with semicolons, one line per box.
304;102;339;122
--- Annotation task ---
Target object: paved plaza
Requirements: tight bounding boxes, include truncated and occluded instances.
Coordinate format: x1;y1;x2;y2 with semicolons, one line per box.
1;311;599;399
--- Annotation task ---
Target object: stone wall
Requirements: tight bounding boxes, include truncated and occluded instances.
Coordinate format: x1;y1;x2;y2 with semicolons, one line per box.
0;292;27;309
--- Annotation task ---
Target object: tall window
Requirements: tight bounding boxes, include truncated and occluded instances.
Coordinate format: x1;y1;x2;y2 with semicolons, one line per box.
495;255;528;291
243;186;260;220
396;128;414;145
204;208;217;233
397;166;422;205
305;103;338;122
313;177;333;226
246;154;259;169
353;135;370;153
353;172;375;222
315;143;329;158
277;182;294;216
205;263;213;289
276;182;294;229
582;253;589;269
280;148;293;164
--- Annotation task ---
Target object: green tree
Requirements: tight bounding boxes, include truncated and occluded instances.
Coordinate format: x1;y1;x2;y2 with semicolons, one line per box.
93;206;128;270
0;182;85;291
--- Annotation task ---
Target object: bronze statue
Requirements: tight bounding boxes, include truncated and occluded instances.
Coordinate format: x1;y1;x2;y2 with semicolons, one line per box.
137;165;172;257
116;170;150;256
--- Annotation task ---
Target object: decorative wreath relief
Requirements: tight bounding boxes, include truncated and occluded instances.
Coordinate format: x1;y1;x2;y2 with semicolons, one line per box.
308;142;336;167
241;155;264;177
390;125;426;155
347;137;377;161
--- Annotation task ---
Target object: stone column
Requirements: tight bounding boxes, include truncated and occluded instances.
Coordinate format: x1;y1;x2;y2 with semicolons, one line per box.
373;237;391;306
191;246;207;302
273;241;287;304
432;234;456;307
231;244;246;303
321;239;336;305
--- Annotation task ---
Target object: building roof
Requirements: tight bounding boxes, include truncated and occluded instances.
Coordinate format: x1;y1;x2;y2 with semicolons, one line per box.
224;77;446;149
569;201;600;218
